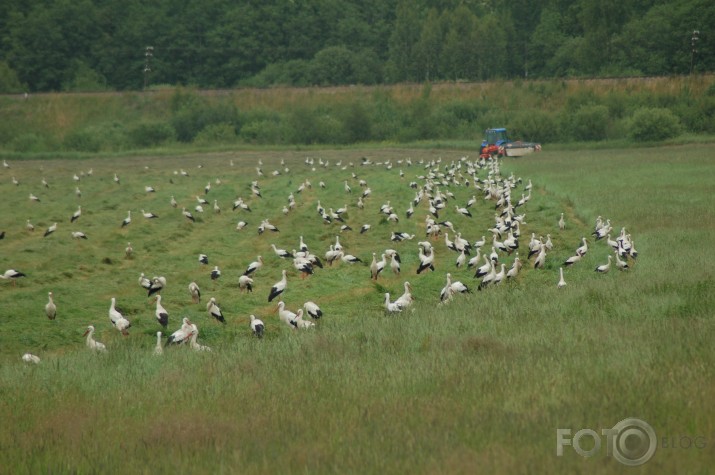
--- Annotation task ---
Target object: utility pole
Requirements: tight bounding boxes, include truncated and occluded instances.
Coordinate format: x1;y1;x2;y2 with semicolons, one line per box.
690;30;699;75
143;46;154;90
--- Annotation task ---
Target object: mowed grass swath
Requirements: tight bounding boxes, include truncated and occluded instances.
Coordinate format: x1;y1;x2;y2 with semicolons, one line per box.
0;145;714;474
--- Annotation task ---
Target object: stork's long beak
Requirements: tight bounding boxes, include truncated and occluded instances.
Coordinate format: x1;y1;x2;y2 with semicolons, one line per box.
82;329;90;337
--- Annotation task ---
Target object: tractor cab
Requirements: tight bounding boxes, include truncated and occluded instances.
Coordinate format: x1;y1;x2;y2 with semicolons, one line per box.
480;128;509;158
484;128;509;147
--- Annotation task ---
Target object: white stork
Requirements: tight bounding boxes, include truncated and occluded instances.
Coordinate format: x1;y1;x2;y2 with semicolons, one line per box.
479;260;496;290
188;282;201;303
575;237;588;256
1;269;26;286
416;247;435;274
147;276;166;297
189;326;212;352
384;293;403;313
277;301;298;328
595;255;612;274
271;244;293;259
142;209;159;219
440;273;470;303
154;295;169;328
294;309;315;329
45;292;57;320
395;282;413;309
557;267;567;288
493;264;506;285
615;252;629;271
268;270;288;302
154;332;163;356
506;257;522;280
166;318;193;346
250;315;265;338
207;297;226;323
564;253;582;267
125;242;133;258
182;208;195;222
26;219;35;232
44;222;57;237
304;301;322;319
390;253;401;275
71;205;82;223
455;205;472;218
109;297;131;335
22;353;41;364
138;272;152;291
120;211;131;228
210;266;221;281
83;325;107;352
71;231;88;240
261;219;279;232
340;252;362;264
243;256;264;276
239;275;254;292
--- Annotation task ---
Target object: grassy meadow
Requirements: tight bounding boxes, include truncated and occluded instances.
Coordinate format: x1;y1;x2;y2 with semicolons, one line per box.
0;144;713;474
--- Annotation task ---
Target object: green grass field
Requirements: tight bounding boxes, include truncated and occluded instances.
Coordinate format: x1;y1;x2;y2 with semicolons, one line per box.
0;144;713;474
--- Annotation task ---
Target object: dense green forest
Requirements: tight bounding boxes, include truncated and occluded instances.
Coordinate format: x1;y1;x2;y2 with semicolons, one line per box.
0;0;712;93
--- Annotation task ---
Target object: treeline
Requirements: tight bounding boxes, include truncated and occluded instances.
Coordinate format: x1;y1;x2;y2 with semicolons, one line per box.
0;0;712;93
3;77;713;154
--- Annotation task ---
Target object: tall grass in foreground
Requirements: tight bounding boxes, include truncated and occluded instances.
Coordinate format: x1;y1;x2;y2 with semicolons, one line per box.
0;145;713;474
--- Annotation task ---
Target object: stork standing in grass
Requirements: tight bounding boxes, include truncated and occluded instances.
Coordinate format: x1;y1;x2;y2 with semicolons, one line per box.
243;256;264;276
109;297;131;335
45;292;57;320
166;318;193;346
121;211;131;228
207;297;226;323
277;301;298;328
22;353;41;364
384;293;403;313
268;270;288;302
148;276;166;297
154;295;169;328
250;315;265;338
239;275;254;292
557;267;567;288
83;325;107;352
1;269;26;286
153;332;163;356
188;282;201;303
44;222;57;237
304;301;322;319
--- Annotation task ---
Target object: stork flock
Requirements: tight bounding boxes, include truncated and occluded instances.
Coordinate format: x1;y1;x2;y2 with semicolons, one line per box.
1;153;638;363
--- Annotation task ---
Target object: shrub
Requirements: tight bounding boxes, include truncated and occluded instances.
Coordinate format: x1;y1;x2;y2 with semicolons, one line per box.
63;129;102;152
171;101;239;142
628;107;682;142
10;133;47;152
570;104;610;141
239;120;286;144
339;102;373;143
63;122;127;152
285;107;348;144
0;61;25;94
193;123;237;145
128;121;175;148
509;110;559;143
